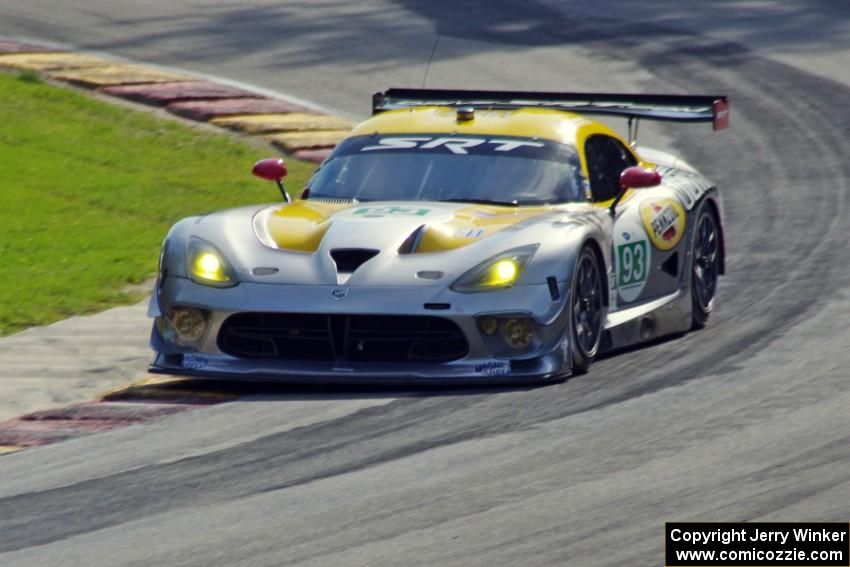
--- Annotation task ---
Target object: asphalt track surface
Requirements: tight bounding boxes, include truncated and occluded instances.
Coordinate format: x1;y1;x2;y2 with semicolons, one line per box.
2;1;850;565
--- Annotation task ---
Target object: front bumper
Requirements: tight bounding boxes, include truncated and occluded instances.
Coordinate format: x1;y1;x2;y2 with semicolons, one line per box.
149;276;573;384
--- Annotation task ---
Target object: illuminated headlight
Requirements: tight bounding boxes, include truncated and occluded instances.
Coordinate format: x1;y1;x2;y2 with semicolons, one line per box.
187;237;237;287
451;245;538;293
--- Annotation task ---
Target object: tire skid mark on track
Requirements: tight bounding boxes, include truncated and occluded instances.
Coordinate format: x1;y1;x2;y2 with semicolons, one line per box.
705;434;850;520
0;396;439;552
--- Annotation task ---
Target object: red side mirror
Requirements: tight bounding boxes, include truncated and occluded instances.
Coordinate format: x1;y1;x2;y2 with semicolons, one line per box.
619;166;661;190
252;158;287;182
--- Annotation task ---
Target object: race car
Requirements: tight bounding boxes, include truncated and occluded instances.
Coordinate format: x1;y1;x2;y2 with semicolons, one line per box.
148;88;728;384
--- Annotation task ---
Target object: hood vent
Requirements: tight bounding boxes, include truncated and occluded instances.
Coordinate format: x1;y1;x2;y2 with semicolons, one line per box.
331;248;379;274
398;224;426;254
309;197;357;205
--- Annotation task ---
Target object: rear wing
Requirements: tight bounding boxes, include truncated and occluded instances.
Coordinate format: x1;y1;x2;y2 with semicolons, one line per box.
372;88;730;132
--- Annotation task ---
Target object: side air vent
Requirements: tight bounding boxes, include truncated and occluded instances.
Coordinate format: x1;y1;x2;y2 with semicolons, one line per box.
660;252;679;277
330;248;379;274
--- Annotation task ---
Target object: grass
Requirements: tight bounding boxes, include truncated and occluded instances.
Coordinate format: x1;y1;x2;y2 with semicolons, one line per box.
0;71;315;336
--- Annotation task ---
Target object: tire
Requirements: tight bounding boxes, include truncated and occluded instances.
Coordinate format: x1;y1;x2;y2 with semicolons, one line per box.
690;204;721;329
570;245;604;373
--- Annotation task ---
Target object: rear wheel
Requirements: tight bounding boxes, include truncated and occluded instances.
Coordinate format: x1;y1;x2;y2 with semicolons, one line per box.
691;205;721;329
570;246;604;373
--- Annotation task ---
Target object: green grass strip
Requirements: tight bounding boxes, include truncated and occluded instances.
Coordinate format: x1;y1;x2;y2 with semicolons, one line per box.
0;72;315;336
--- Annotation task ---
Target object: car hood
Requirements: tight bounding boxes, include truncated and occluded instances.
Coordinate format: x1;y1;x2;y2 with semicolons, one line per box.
253;200;556;254
170;199;606;288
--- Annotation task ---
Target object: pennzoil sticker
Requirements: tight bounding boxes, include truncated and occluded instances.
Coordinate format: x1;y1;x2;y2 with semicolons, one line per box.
640;198;686;250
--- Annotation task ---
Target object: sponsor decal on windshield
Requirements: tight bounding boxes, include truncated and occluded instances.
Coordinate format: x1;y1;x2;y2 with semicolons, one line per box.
361;136;545;155
314;134;583;204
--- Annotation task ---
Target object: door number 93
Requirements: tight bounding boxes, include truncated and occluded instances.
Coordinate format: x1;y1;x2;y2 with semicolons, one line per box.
617;241;648;287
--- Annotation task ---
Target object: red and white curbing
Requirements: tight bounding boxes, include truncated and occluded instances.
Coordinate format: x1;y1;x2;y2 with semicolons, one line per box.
0;38;355;163
0;383;238;453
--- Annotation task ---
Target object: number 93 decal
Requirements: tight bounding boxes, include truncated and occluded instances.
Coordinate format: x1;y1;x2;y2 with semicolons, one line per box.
613;221;651;303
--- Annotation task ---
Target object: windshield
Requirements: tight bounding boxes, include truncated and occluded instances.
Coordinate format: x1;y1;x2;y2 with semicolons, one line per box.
307;134;585;206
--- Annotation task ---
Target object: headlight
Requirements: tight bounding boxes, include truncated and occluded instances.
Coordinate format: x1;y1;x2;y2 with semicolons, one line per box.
502;318;534;349
187;237;238;287
475;313;541;357
155;306;211;350
451;244;538;293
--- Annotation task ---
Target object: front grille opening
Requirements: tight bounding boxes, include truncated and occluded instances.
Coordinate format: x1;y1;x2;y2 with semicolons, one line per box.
219;313;468;363
330;248;379;274
346;315;467;362
217;313;333;360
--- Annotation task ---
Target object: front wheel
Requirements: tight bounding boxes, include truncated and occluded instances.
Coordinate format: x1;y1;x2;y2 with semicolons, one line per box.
570;245;604;373
691;205;721;329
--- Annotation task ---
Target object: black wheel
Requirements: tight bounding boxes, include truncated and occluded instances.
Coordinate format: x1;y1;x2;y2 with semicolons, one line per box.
570;246;604;373
691;205;721;329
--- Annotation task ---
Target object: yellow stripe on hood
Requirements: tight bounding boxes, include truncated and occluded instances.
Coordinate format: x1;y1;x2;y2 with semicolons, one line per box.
263;201;554;253
414;205;552;253
264;200;350;252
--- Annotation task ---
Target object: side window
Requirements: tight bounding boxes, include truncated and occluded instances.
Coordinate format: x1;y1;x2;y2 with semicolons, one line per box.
584;135;638;202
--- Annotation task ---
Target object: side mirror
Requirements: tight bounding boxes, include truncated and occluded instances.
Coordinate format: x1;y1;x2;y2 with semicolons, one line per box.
252;158;290;202
252;158;287;182
610;166;661;216
619;166;661;190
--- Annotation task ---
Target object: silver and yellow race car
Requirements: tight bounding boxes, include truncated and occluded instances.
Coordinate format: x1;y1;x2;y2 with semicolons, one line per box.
148;88;729;384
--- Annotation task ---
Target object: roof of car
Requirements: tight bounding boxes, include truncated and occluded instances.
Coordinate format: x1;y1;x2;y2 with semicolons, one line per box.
347;106;616;145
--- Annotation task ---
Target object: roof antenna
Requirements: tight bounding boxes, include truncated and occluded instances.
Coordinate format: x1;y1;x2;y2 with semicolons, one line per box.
421;28;442;88
628;116;640;147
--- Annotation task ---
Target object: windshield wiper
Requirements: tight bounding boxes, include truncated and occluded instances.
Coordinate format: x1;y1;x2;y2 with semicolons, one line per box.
438;198;521;207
